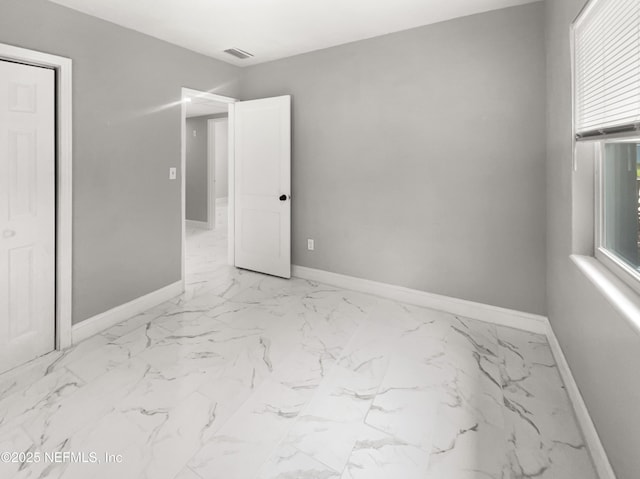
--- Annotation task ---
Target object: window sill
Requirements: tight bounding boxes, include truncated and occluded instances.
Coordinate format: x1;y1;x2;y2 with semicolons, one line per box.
571;254;640;336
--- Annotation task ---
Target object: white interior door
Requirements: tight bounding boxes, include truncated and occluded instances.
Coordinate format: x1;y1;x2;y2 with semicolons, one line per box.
234;95;291;278
0;60;55;374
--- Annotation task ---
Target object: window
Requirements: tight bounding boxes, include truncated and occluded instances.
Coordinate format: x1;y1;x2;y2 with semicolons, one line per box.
596;141;640;288
573;0;640;289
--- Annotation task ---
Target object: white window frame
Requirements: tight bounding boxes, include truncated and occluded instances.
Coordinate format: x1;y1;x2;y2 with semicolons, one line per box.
594;138;640;296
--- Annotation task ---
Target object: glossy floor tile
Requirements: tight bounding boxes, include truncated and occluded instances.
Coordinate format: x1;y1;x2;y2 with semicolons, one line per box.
0;213;598;478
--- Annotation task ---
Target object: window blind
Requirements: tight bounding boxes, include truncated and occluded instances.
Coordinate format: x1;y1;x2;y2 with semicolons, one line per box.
574;0;640;139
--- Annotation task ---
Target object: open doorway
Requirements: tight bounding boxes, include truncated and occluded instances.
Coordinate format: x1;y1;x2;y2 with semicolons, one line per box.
180;88;236;294
180;89;292;288
184;98;227;230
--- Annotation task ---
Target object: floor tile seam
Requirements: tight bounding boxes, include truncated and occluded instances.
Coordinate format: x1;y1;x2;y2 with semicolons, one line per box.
357;417;437;458
62;339;134;373
0;402;53;444
181;379;296;479
170;289;228;310
285;442;342;477
494;330;556;370
253;425;339;477
328;313;375;369
22;388;126;450
177;403;247;475
108;322;176;364
184;465;205;479
0;362;86;411
362;357;446;467
60;366;88;390
0;373;26;399
469;336;512;461
277;357;347;424
184;369;283;463
501;388;589;438
278;315;392;476
52;311;172;378
500;380;575;407
75;367;192;451
47;401;150;466
122;390;220;477
1;368;93;442
153;310;231;337
269;322;368;453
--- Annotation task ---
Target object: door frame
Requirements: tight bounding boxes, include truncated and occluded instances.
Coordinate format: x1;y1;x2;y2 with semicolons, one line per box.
0;43;73;350
206;119;216;230
180;88;236;287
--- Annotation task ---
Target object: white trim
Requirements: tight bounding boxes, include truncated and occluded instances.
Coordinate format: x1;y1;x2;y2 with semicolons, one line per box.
293;264;616;478
571;254;640;336
572;0;601;29
182;88;236;105
292;265;548;334
181;95;187;290
0;43;73;350
71;281;182;343
227;103;236;266
186;219;208;229
594;140;604;252
207;119;216;230
570;12;578;172
595;246;640;299
545;320;617;479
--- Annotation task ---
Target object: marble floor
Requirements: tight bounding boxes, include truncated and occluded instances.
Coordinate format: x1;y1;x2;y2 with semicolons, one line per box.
0;213;598;478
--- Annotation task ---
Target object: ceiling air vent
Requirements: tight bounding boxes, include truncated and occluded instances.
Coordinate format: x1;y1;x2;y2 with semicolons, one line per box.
224;48;254;60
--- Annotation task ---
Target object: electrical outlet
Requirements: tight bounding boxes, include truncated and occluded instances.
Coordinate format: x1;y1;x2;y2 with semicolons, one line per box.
169;167;177;180
307;239;314;251
193;130;197;137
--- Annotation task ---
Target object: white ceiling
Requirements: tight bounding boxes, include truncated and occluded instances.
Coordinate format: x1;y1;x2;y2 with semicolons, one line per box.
49;0;540;67
185;95;228;118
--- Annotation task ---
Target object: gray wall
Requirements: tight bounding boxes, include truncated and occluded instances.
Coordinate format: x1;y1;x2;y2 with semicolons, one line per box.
241;2;547;315
545;1;640;478
0;0;240;323
185;113;228;222
185;117;209;222
214;119;229;199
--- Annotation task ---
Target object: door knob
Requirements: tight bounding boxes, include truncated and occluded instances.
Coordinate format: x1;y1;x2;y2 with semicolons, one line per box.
3;229;16;238
279;194;288;201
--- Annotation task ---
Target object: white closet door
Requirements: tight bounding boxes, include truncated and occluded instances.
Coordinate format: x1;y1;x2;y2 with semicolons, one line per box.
0;60;56;374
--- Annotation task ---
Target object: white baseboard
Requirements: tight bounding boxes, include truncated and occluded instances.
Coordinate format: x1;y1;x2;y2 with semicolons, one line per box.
545;324;617;479
72;281;183;343
292;264;615;479
292;265;548;334
186;219;209;229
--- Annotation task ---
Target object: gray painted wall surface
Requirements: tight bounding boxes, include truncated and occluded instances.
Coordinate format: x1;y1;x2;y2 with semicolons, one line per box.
545;1;640;478
241;3;547;315
185;117;209;222
214;120;229;199
185;114;228;222
0;0;240;323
